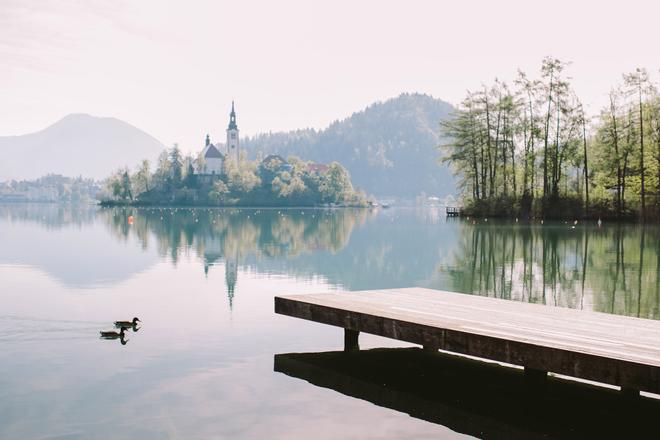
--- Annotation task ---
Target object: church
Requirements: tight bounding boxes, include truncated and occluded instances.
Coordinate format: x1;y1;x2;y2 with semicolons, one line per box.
196;101;241;175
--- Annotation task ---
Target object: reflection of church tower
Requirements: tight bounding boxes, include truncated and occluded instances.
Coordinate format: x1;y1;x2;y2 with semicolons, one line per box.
226;101;239;163
225;251;238;309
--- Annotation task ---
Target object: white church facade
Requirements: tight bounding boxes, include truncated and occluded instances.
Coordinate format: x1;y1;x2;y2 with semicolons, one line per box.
196;101;241;175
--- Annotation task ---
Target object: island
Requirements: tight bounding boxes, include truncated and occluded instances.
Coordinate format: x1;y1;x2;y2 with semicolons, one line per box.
101;103;367;207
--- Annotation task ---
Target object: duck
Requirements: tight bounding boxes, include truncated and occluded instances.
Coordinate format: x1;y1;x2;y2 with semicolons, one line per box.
100;327;126;339
114;317;141;329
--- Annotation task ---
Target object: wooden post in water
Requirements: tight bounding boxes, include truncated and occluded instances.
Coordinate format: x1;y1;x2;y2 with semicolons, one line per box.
621;387;640;398
524;366;548;384
344;329;360;351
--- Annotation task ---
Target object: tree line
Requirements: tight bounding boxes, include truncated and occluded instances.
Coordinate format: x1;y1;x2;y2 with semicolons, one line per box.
102;146;367;207
440;58;659;220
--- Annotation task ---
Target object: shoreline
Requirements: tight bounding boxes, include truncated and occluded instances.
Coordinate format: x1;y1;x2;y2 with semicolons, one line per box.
98;200;370;209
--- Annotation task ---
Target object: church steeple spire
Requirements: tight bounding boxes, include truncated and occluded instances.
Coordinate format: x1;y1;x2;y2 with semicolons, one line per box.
228;100;237;130
226;101;240;162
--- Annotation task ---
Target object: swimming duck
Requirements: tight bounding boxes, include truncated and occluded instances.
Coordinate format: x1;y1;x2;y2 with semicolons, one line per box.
114;317;141;328
100;327;126;338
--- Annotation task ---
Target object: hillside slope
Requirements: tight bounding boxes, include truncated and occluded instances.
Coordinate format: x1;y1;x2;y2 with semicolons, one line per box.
0;114;165;180
243;93;456;197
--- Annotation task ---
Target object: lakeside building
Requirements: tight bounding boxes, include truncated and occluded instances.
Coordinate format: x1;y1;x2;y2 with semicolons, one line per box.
261;154;292;172
196;101;331;179
196;101;241;176
198;135;224;175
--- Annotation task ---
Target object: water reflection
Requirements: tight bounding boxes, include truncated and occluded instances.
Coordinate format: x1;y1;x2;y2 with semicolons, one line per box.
102;207;370;260
0;204;159;287
102;207;374;307
2;204;660;438
1;204;658;319
0;203;96;229
438;222;660;319
100;327;129;345
275;348;660;439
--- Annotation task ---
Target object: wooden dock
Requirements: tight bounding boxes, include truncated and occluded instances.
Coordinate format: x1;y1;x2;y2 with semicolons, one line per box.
274;288;660;395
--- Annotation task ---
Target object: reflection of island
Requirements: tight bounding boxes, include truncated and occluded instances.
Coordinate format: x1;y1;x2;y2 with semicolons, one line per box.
438;222;660;320
102;208;374;307
275;348;660;439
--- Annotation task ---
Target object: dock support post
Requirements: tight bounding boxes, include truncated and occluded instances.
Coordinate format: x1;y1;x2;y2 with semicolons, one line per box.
621;387;640;398
344;329;360;352
524;367;547;382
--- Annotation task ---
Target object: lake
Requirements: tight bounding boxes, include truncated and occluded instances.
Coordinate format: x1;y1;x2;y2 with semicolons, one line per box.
1;204;659;439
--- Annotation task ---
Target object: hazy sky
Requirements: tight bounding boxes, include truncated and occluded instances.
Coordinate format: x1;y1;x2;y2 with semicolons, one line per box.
1;0;658;151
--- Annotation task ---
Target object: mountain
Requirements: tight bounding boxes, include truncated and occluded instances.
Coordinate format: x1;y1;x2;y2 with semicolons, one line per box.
243;93;456;198
0;114;165;180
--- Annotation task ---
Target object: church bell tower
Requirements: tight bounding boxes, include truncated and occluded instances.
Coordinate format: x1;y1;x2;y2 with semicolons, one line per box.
226;101;239;163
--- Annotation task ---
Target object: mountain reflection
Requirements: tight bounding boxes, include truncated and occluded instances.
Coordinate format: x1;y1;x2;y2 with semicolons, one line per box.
0;203;96;229
0;203;158;287
438;221;660;320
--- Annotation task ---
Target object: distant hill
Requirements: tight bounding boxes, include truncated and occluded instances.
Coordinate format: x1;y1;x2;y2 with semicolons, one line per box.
0;114;165;180
243;93;456;198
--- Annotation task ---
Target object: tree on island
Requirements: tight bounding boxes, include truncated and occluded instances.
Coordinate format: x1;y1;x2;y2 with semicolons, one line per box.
107;169;133;203
102;145;366;207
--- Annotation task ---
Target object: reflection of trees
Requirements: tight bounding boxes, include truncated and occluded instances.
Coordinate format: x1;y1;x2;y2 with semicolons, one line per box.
101;207;371;307
443;222;660;319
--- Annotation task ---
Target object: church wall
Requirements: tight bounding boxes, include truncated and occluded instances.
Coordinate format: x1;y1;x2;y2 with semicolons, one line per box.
205;157;223;174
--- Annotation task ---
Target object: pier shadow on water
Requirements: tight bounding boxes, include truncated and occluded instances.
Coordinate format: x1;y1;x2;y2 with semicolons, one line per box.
274;348;660;440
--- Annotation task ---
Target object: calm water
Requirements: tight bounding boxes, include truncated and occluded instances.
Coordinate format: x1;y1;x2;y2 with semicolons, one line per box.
1;204;659;439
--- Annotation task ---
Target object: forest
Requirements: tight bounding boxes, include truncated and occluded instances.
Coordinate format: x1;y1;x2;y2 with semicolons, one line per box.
440;59;659;220
242;93;456;198
101;147;367;207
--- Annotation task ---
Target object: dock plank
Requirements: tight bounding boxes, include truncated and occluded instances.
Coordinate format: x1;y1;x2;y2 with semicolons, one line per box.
275;288;660;393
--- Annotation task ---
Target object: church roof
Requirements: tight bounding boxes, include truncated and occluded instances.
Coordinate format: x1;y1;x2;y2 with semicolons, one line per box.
205;144;224;158
262;154;287;165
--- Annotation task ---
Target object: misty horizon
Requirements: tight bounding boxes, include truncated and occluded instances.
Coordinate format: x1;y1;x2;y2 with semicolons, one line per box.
2;0;658;149
0;91;447;150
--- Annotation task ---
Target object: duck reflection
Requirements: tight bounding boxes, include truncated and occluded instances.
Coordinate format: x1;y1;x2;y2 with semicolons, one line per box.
99;328;129;345
275;348;660;439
